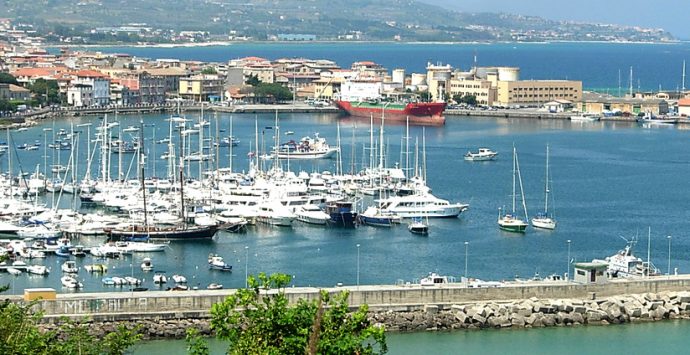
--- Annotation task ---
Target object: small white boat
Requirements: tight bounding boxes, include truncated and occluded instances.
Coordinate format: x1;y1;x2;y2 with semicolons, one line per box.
61;260;79;273
172;274;187;283
208;254;232;271
102;277;115;286
111;276;127;286
408;218;429;235
464;148;498;161
141;257;154;272
295;205;330;225
61;275;83;289
123;126;139;132
124;276;142;285
570;113;600;122
27;265;50;275
7;267;21;275
207;283;223;290
153;271;168;284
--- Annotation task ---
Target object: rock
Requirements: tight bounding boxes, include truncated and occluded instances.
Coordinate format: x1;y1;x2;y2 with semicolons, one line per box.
451;305;466;313
649;301;663;310
678;293;690;304
472;314;486;325
586;310;603;322
424;305;439;315
542;314;556;327
455;311;469;324
573;305;587;314
518;308;533;317
571;312;584;324
601;320;610;325
681;303;690;311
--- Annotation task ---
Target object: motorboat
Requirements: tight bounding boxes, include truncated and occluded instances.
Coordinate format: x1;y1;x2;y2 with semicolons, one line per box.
153;271;168;284
358;206;400;227
325;200;358;227
27;265;50;275
111;276;127;286
7;267;21;276
377;193;469;218
17;223;62;239
637;112;677;125
85;264;108;273
295;204;330;225
268;133;339;160
256;201;295;227
172;274;187;283
61;260;79;273
124;276;142;285
570;113;600;121
102;277;115;286
141;257;154;271
61;275;83;289
208;254;232;271
408;217;429;235
116;241;168;253
464;148;498;161
55;246;71;258
216;214;248;233
207;283;223;290
71;245;87;257
420;272;455;286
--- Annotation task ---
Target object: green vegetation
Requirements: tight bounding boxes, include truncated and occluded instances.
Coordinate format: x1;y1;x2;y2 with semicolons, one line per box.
209;272;387;355
28;78;62;106
200;67;217;75
453;94;478;106
254;83;294;102
0;73;18;85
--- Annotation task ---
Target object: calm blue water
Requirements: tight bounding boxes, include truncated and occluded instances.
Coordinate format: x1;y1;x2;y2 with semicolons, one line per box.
133;319;690;354
1;113;689;293
78;42;690;92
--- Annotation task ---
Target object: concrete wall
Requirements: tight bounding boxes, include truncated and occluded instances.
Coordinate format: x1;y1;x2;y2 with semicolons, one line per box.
17;276;690;322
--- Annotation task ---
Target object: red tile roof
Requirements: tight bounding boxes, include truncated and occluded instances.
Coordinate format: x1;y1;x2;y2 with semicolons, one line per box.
679;98;690;106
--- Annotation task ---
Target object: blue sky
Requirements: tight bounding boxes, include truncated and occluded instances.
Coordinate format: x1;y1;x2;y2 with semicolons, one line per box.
423;0;689;39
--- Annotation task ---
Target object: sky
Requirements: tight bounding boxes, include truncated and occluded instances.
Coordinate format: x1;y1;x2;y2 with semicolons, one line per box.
422;0;690;39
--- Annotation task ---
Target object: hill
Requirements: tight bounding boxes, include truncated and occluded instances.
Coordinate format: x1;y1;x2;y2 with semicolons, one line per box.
1;0;674;43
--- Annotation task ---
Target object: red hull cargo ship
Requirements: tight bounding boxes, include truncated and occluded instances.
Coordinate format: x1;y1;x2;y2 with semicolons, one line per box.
335;101;446;126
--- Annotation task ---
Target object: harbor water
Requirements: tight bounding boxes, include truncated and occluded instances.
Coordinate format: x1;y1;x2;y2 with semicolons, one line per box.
1;112;689;293
132;319;690;354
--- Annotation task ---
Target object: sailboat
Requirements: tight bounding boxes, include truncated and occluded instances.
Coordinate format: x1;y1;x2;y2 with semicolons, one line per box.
531;145;557;230
498;146;528;233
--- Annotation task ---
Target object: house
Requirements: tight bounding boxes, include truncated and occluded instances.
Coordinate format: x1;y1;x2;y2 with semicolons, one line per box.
69;70;110;106
0;83;30;101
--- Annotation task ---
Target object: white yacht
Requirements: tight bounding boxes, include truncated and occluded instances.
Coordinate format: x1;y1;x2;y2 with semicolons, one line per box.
268;133;339;160
376;193;469;218
570;113;600;121
141;257;154;271
420;272;455;286
61;260;79;273
61;275;83;289
592;238;660;278
295;205;330;225
256;201;295;227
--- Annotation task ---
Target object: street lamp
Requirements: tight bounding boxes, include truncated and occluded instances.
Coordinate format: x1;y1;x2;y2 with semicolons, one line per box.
356;244;360;287
245;246;249;288
567;239;571;280
667;235;672;277
464;241;469;285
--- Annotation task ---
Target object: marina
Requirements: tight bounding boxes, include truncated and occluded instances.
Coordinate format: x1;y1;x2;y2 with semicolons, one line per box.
1;111;690;293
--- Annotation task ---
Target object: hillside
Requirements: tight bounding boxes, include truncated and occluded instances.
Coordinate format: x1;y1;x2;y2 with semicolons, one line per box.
1;0;674;43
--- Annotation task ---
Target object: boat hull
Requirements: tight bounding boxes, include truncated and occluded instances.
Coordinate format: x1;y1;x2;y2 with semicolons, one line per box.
358;215;393;227
498;219;527;233
531;217;556;230
336;101;446;126
105;225;218;240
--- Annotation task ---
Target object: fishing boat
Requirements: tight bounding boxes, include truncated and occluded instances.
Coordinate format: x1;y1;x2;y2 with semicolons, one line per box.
464;148;498;161
419;272;455;286
325;200;358;228
408;217;429;235
61;260;79;273
531;145;557;230
637;113;677;125
498;146;529;233
208;254;232;271
61;275;83;289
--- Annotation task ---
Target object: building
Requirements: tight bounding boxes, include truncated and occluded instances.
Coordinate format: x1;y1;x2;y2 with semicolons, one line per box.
69;70;111;106
312;76;344;100
179;74;224;102
0;83;30;101
495;80;582;107
581;92;669;115
145;67;188;96
572;262;608;285
678;98;690;116
426;63;452;102
448;77;496;106
339;79;383;101
67;84;93;107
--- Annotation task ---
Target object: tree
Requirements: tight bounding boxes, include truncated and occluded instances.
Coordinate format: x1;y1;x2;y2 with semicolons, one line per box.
254;83;293;102
210;272;387;355
453;94;477;106
201;67;217;75
0;73;18;85
28;78;61;105
245;74;260;86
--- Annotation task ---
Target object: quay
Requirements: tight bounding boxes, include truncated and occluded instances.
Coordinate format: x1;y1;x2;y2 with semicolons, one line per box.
12;274;690;322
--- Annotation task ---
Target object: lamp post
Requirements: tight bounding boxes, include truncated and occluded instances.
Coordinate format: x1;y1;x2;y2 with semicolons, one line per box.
464;241;469;286
244;246;249;288
567;239;571;280
667;235;672;277
356;244;360;287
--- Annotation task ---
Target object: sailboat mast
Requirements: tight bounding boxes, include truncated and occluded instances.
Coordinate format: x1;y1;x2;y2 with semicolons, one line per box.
512;146;516;214
516;150;528;221
422;127;427;183
544;145;550;214
139;120;148;228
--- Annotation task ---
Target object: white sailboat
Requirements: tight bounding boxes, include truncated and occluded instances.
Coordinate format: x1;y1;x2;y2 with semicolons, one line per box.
531;145;557;230
498;146;528;233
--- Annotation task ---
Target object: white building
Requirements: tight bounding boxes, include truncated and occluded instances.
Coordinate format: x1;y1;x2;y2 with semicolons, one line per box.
67;84;93;107
69;70;110;106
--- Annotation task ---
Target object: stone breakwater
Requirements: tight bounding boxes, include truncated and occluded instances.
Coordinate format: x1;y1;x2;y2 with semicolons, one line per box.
369;291;690;331
36;290;690;339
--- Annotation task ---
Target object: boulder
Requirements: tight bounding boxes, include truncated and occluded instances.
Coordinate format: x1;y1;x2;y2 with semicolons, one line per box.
678;293;690;304
424;305;439;315
455;311;469;324
542;314;556;327
571;312;584;324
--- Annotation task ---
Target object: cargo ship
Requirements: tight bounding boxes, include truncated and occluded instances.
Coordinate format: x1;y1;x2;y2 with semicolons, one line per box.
335;101;446;126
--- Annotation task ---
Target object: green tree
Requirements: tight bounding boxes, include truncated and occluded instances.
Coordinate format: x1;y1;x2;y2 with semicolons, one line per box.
28;78;60;105
254;83;293;102
186;328;210;355
453;94;478;106
0;73;18;85
245;74;260;86
210;272;386;355
201;67;217;75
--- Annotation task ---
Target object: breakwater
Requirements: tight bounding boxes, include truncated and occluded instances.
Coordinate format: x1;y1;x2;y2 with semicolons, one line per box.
9;275;690;338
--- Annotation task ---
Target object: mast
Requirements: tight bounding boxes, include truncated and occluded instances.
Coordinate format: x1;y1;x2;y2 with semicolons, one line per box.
378;109;385;170
336;121;342;176
511;146;516;214
139;119;148;228
229;114;234;173
647;226;651;278
369;113;374;171
515;148;528;221
544;144;550;214
422;127;427;183
629;66;634;97
683;60;686;92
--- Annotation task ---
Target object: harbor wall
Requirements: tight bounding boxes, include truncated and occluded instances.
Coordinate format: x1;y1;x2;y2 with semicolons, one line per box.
15;275;690;322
